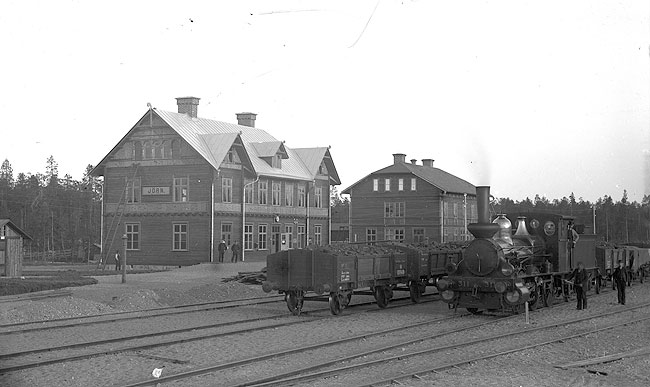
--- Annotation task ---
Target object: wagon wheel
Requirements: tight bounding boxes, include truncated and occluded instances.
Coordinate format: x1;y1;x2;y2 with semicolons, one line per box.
526;282;539;311
595;276;601;294
285;291;304;316
374;286;388;309
466;307;482;315
641;271;644;284
409;281;423;304
328;292;342;315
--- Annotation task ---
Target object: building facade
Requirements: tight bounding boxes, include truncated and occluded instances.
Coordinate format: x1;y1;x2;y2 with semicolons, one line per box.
92;97;340;265
342;154;477;244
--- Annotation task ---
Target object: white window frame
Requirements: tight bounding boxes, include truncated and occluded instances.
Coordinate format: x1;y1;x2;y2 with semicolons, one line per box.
244;223;253;250
173;176;189;202
373;178;379;192
385;178;390;191
411;178;416;191
285;183;294;206
258;180;268;205
125;222;140;250
222;177;233;203
314;224;322;246
258;224;268;250
314;186;322;208
172;222;188;251
272;181;281;206
398;178;404;191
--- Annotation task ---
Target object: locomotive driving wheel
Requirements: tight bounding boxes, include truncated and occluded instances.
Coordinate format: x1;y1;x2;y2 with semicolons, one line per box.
285;290;304;316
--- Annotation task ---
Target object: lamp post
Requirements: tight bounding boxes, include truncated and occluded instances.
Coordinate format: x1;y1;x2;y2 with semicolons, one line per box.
121;234;127;283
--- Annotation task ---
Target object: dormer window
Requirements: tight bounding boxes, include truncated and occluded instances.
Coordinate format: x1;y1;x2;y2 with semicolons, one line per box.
318;161;328;175
272;154;282;168
225;148;241;164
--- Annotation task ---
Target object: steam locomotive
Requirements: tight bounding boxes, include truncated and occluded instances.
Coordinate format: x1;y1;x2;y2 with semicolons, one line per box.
437;186;600;314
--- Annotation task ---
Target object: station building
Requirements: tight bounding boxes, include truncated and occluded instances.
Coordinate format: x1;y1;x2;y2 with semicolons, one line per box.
91;97;340;265
342;154;477;244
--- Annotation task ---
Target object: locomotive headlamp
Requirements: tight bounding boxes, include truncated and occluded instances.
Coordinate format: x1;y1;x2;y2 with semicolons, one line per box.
441;290;456;301
505;290;520;304
446;262;458;274
494;281;507;293
501;263;515;277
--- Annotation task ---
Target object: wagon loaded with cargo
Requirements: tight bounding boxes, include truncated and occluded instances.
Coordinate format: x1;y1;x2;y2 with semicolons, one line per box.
262;244;461;315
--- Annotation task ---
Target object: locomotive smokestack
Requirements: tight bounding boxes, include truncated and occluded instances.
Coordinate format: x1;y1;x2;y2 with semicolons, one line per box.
476;186;490;224
467;186;500;239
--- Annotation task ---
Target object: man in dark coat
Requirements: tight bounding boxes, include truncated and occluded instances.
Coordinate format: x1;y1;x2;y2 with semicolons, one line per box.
613;260;627;305
231;241;240;263
217;240;227;263
568;261;589;310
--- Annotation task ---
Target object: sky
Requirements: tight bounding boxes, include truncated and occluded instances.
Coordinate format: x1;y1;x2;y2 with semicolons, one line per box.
1;0;649;203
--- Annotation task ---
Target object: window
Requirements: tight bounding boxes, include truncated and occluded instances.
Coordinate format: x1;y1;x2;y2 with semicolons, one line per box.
443;202;449;223
398;178;404;191
226;148;239;163
366;228;377;243
221;222;233;246
385;228;405;242
272;182;281;206
173;223;188;251
285;224;294;248
244;224;253;250
222;177;232;203
125;223;140;250
297;225;305;248
258;224;268;250
244;179;254;204
373;178;379;191
314;225;322;246
285;183;294;206
413;228;425;243
453;203;459;225
411;178;416;191
272;154;282;168
385;178;390;191
384;202;405;218
126;177;141;203
258;180;268;205
314;186;322;208
173;177;189;202
298;184;306;207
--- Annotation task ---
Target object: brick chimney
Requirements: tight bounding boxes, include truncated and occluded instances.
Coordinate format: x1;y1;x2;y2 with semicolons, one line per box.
393;153;406;165
176;97;200;118
422;159;434;167
236;112;257;127
410;159;417;165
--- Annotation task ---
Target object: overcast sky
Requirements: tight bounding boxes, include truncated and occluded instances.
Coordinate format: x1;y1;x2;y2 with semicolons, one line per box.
1;0;648;203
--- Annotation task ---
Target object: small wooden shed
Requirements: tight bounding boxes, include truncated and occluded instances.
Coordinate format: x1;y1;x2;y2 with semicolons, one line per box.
0;219;32;277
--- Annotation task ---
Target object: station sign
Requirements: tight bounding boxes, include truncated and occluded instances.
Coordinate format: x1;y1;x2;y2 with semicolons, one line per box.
142;186;170;196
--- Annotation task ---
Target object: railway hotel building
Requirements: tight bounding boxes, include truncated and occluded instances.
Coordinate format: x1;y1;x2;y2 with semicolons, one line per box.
92;97;340;265
343;154;477;244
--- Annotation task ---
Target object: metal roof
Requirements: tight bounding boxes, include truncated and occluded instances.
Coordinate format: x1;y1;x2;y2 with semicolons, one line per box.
92;109;338;184
342;162;475;195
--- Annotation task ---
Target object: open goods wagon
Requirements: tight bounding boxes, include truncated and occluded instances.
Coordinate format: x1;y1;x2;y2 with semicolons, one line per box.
262;244;462;315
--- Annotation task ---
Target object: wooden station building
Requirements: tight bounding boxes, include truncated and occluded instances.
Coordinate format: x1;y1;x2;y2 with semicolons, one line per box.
342;154;477;244
91;97;340;266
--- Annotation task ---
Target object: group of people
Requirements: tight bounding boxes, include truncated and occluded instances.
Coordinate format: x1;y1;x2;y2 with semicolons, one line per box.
569;260;628;310
217;240;241;263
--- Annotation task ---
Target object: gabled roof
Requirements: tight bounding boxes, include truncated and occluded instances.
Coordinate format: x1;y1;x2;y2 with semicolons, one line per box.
342;162;475;195
294;147;341;185
92;108;339;184
251;141;287;158
0;219;32;240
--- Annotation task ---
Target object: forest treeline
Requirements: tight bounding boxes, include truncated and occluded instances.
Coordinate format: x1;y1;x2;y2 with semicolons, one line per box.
1;157;649;262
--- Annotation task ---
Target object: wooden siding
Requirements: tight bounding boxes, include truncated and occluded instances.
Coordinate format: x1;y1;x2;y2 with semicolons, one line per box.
115;214;211;266
0;226;25;277
348;174;476;244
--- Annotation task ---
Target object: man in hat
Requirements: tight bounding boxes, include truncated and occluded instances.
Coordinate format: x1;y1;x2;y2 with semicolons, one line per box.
217;240;227;263
613;260;627;305
568;261;589;310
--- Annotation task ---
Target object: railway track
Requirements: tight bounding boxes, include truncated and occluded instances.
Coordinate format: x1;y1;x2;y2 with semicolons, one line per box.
0;293;439;374
109;286;641;386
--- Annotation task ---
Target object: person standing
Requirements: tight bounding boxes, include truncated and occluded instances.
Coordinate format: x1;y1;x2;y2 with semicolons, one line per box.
613;260;627;305
231;241;240;263
568;261;589;310
217;240;228;263
114;250;121;271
